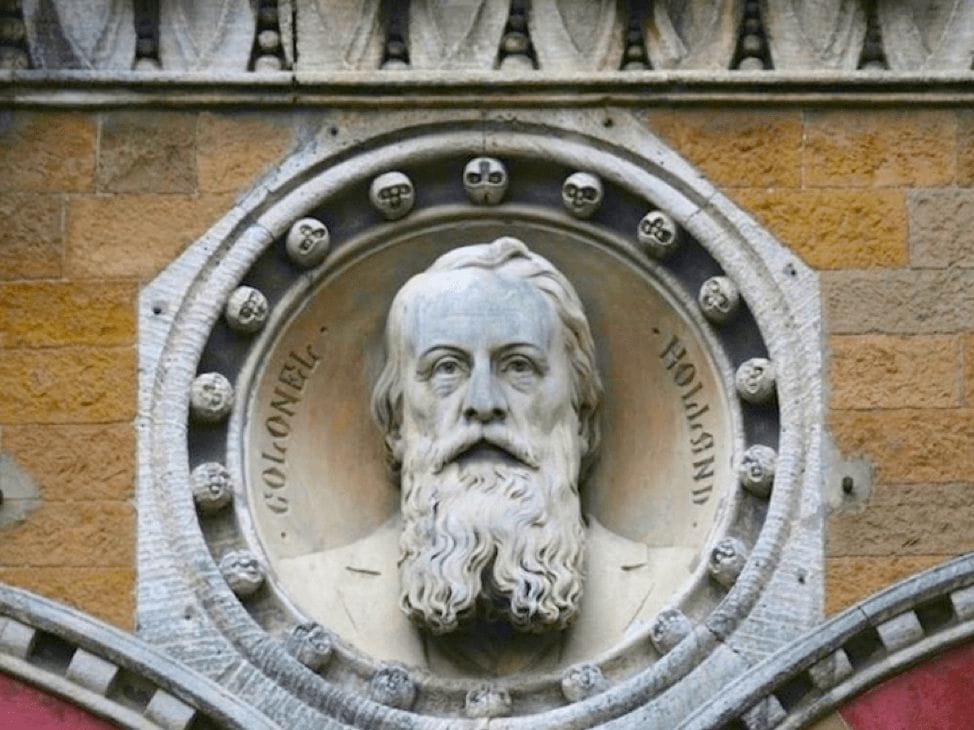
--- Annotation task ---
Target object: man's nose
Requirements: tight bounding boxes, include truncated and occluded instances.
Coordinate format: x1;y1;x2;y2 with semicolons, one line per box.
462;363;507;423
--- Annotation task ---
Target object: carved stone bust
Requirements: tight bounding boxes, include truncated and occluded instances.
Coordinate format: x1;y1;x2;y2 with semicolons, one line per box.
373;236;599;636
276;236;696;676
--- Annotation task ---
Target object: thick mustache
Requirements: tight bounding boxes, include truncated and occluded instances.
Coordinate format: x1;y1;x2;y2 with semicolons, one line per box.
432;429;540;473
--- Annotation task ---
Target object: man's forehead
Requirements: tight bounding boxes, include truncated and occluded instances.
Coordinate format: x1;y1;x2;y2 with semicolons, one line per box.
403;268;554;354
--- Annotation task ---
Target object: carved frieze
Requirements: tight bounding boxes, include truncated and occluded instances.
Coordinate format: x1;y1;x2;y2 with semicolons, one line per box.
644;0;744;70
877;0;974;70
528;0;625;71
408;0;509;70
158;0;255;71
290;0;384;71
762;0;867;70
21;0;135;69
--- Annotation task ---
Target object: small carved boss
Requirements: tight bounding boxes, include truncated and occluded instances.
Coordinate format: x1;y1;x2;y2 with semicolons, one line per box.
463;157;508;205
370;171;415;220
561;171;603;219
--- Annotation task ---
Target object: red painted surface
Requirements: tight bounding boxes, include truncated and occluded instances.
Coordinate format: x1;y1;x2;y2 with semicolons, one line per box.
840;639;974;730
0;672;117;729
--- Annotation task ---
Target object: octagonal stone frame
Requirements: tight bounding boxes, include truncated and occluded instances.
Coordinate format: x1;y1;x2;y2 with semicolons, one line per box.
137;108;825;729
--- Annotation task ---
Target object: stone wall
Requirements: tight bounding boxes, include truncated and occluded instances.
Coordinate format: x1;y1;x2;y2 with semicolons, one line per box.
0;106;969;627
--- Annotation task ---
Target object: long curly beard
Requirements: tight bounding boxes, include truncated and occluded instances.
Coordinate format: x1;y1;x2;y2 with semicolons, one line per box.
398;420;585;635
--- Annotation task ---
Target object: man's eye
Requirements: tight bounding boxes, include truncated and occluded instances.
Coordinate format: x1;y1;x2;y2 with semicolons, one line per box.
433;358;462;376
503;357;535;374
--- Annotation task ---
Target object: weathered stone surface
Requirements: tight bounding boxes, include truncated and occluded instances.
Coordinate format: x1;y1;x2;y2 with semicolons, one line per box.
21;0;135;69
825;555;945;615
828;483;974;556
907;189;974;268
98;112;197;194
877;1;974;71
823;269;974;334
0;193;63;280
0;113;96;193
829;335;961;409
293;0;384;71
66;194;232;279
804;111;956;187
956;111;974;186
0;502;133;567
528;0;625;71
3;423;133;501
0;347;135;423
197;113;293;194
0;281;135;348
830;409;974;484
409;0;509;70
0;567;133;629
762;0;866;70
158;0;255;72
965;335;974;407
647;110;801;188
644;0;743;70
733;189;906;269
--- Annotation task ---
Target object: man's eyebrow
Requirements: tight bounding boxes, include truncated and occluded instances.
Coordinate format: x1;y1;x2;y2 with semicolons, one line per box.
417;344;466;359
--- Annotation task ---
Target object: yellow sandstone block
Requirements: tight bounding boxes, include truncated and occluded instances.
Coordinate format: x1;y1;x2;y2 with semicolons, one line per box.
966;335;974;407
647;109;802;188
805;110;955;188
826;555;946;615
732;188;907;269
957;111;974;186
0;281;135;348
98;111;197;194
0;347;135;424
0;113;96;193
0;501;134;568
829;335;961;410
0;567;134;630
0;193;63;281
3;423;133;501
197;112;294;194
66;194;233;279
830;409;974;484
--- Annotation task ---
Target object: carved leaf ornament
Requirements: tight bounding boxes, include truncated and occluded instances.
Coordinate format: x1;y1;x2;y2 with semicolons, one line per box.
528;0;625;71
762;0;866;70
645;0;744;70
158;0;255;71
877;0;974;70
21;0;135;69
408;0;509;69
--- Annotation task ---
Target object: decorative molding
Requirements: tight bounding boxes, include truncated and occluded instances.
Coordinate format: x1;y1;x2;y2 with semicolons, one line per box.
0;585;276;729
682;553;974;729
4;69;974;107
10;1;974;74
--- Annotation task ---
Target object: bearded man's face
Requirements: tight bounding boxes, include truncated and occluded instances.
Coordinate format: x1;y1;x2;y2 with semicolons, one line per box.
393;267;586;635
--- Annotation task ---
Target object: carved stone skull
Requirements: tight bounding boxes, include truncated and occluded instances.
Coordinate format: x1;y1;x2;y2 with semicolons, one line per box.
370;171;415;220
463;156;509;205
285;217;330;267
561;171;603;219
